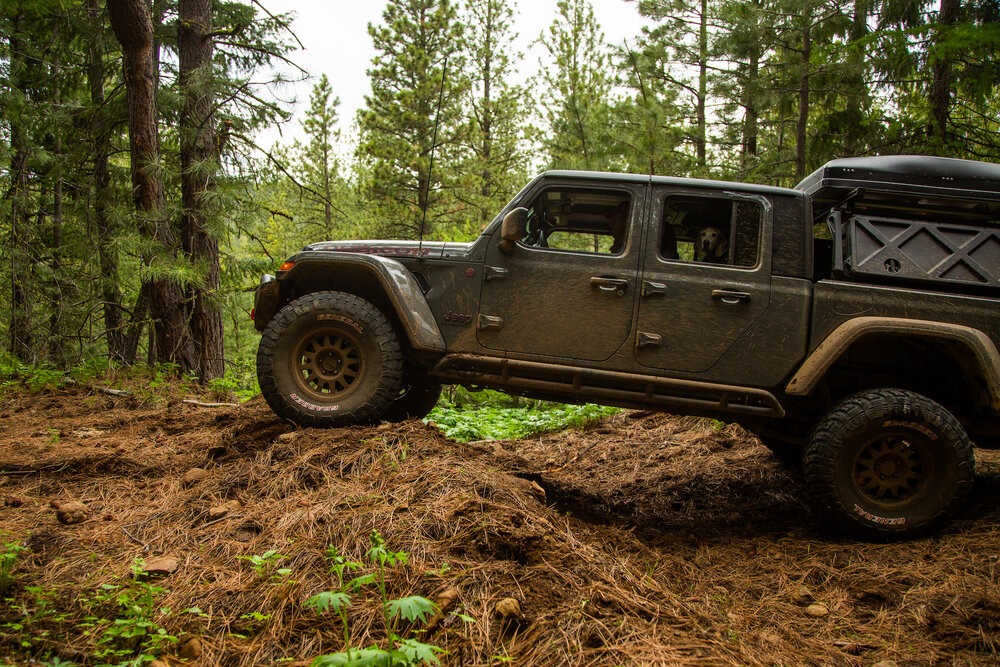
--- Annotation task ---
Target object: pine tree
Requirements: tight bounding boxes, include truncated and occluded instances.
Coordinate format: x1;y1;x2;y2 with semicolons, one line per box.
295;74;343;240
614;39;687;175
538;0;612;171
633;0;716;174
357;0;466;239
179;0;224;380
459;0;530;229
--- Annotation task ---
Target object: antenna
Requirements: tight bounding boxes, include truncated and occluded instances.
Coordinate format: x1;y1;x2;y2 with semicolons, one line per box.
419;55;448;256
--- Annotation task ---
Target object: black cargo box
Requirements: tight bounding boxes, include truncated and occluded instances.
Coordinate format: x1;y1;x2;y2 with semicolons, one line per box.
798;155;1000;213
799;156;1000;291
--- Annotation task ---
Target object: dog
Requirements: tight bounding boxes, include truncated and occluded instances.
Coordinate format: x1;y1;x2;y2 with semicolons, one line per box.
695;226;729;263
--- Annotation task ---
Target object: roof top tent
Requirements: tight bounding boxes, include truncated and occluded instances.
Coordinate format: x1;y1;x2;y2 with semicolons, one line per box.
797;155;1000;224
797;156;1000;291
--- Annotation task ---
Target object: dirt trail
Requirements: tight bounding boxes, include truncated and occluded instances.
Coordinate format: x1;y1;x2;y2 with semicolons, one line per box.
1;389;998;665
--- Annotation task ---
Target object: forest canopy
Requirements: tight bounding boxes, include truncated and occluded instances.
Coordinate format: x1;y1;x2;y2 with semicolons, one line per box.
2;0;999;380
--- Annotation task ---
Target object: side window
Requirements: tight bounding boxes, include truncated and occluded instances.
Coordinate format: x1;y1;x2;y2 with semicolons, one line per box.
518;187;632;255
659;196;762;268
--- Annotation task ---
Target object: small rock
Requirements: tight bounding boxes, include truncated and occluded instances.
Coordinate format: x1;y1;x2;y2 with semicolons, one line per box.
871;661;898;667
179;637;203;660
277;432;298;443
805;602;830;618
4;495;26;508
208;499;240;521
52;500;88;525
182;468;209;486
142;556;180;577
790;585;814;605
495;597;521;620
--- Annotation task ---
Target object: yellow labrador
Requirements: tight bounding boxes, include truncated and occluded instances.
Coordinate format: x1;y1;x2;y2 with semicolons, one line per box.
696;226;729;263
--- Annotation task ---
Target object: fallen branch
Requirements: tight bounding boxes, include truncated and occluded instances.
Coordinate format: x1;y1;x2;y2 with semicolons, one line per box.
182;399;239;408
97;387;132;397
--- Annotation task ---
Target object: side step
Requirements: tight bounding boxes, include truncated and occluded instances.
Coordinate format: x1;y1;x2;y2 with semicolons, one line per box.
431;354;785;418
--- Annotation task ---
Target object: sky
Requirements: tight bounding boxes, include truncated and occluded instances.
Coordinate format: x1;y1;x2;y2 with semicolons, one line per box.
257;0;650;148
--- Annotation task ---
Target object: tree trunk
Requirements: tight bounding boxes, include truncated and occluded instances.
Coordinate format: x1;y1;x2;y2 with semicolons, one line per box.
179;0;225;380
7;28;33;362
796;3;813;180
843;0;869;156
930;0;959;148
696;0;709;170
107;0;195;371
49;49;65;367
86;0;128;363
742;44;760;170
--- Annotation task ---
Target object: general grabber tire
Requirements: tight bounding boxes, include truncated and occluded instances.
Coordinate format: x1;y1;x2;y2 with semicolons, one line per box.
257;292;403;427
384;372;442;422
803;388;974;541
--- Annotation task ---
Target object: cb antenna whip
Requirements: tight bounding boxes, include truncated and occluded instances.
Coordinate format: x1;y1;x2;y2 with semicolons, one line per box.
420;55;448;255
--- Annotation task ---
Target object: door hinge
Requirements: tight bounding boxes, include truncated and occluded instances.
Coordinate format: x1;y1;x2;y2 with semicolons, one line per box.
485;266;508;281
642;281;667;297
478;314;503;330
637;332;662;348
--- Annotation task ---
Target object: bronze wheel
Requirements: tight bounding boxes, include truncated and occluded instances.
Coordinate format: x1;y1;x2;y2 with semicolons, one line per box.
292;328;365;401
851;434;930;506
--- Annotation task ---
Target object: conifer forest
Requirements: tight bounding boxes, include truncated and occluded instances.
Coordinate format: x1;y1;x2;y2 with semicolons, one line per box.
2;0;999;378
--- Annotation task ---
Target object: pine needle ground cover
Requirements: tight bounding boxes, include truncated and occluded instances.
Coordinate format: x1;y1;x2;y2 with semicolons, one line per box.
0;388;998;665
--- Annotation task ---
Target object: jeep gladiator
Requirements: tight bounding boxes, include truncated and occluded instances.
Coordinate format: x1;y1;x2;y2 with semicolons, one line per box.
252;155;1000;540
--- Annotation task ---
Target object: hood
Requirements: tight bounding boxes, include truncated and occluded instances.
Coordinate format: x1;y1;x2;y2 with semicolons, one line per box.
303;239;474;260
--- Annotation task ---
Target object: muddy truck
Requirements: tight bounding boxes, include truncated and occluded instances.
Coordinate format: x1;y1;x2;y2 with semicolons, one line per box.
252;155;1000;540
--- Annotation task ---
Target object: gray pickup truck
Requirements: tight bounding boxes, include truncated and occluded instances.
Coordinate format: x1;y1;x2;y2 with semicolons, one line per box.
252;155;1000;540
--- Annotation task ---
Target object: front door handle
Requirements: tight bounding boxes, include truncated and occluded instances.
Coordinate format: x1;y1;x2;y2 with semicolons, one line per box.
712;289;751;304
590;277;629;295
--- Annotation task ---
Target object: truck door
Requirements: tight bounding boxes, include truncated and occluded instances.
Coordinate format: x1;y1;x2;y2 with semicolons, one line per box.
477;181;646;361
635;187;772;375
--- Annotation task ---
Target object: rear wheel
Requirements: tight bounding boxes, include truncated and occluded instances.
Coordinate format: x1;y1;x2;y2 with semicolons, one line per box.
803;388;974;540
257;292;403;427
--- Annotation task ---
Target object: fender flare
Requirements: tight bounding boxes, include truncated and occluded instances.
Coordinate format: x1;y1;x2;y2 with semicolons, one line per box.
786;316;1000;410
281;252;446;353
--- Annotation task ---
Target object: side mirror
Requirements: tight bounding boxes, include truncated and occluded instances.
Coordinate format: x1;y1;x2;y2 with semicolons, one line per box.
499;207;528;255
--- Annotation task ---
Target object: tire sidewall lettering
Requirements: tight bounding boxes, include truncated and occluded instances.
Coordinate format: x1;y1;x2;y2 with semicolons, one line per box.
852;503;906;526
314;312;364;336
881;419;938;440
290;392;340;412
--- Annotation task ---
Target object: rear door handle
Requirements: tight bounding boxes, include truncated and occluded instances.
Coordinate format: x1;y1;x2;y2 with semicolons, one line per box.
590;277;629;295
712;289;751;304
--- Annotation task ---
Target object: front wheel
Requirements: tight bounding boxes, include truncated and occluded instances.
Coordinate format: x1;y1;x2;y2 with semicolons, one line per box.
803;388;974;541
257;292;403;427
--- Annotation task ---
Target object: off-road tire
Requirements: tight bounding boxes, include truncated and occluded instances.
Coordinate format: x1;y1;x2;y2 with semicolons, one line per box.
384;373;443;422
803;388;974;541
257;292;403;427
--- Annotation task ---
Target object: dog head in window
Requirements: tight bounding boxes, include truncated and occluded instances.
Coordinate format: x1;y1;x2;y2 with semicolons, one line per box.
695;226;729;263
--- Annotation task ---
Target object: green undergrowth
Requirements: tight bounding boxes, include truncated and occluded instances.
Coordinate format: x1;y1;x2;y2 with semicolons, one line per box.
0;355;259;404
1;357;618;441
425;387;620;442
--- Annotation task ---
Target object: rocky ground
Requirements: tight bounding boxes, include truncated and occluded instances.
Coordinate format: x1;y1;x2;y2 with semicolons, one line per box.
1;387;998;666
